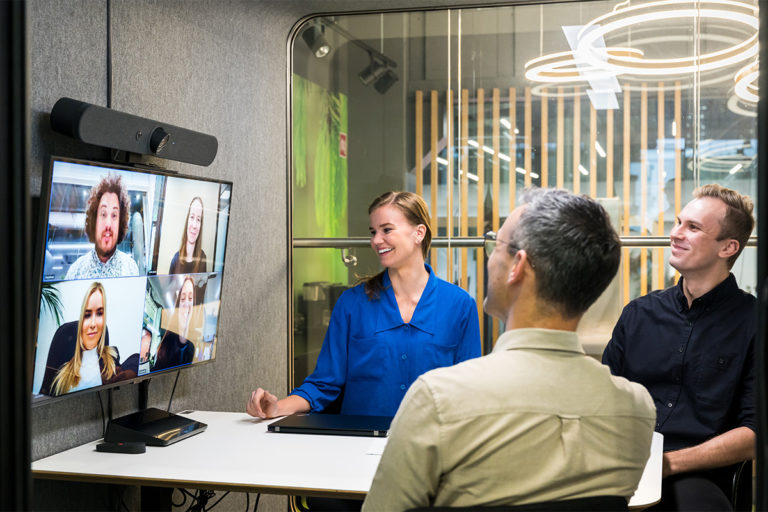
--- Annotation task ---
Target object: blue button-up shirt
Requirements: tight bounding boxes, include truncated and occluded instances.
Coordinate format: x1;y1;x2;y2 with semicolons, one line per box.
291;264;481;416
602;274;756;451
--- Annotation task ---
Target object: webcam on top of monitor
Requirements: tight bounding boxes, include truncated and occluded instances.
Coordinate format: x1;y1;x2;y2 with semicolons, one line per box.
50;97;218;167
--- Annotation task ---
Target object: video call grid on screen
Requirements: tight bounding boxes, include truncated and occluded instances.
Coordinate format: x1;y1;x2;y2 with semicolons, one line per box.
32;157;232;404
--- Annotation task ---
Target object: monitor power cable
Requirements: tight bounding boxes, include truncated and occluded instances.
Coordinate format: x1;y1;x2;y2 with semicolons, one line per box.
167;369;181;412
97;391;107;437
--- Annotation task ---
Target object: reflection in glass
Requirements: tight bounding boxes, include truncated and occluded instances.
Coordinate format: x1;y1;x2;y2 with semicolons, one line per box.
291;1;758;383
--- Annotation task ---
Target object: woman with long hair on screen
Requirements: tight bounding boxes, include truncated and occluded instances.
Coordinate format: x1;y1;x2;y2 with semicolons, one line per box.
43;282;119;396
247;191;481;419
169;197;207;275
152;275;198;371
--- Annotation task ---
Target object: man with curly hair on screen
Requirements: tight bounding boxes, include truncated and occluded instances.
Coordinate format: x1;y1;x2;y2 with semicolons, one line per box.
65;174;139;279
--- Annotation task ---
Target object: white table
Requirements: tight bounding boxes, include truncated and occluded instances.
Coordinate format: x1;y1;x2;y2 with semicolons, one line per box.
632;431;664;509
32;410;663;507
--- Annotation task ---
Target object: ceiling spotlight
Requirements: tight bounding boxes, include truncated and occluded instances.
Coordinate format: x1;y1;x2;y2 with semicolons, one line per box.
374;69;399;94
302;25;331;59
359;54;388;86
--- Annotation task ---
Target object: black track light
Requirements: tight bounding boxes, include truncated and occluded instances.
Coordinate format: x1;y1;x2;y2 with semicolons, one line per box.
302;25;331;59
374;69;399;94
358;54;388;86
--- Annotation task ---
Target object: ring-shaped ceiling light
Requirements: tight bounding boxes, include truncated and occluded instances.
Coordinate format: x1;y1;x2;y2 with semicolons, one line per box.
525;39;746;86
529;65;733;93
726;94;757;117
688;139;755;172
608;32;748;87
529;84;588;98
733;60;758;103
692;154;755;173
576;0;758;76
525;48;642;83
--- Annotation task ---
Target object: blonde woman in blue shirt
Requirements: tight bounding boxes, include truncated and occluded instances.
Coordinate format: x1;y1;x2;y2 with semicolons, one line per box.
247;191;481;419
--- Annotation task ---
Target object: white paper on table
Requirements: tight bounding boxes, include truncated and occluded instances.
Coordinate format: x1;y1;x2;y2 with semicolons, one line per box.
366;438;388;455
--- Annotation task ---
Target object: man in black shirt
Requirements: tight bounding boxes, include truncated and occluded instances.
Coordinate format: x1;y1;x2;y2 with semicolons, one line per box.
603;184;755;511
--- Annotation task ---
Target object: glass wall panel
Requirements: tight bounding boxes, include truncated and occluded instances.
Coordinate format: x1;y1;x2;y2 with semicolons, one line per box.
290;1;759;385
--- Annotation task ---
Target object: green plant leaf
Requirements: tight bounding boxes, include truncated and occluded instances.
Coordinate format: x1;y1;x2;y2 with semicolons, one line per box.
293;75;308;188
40;283;64;327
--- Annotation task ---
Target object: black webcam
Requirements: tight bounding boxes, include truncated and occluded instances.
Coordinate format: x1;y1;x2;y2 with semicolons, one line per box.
50;97;218;167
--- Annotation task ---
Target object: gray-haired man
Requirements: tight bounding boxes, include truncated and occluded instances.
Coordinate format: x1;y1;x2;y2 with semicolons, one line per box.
363;188;656;510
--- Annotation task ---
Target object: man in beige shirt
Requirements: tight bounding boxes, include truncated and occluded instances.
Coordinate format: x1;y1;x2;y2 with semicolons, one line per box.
363;188;656;511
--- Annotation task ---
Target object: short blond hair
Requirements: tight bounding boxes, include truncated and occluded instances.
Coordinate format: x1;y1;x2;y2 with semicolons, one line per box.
693;184;754;268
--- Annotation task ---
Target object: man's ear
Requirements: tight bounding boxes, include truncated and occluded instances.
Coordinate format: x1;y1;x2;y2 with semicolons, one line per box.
719;239;739;260
507;250;529;284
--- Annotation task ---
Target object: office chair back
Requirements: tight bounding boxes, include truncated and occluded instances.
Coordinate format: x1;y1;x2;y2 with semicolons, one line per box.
731;460;753;512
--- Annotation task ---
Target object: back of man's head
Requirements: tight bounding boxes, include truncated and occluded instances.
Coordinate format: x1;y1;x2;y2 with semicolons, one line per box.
692;184;754;269
514;188;620;319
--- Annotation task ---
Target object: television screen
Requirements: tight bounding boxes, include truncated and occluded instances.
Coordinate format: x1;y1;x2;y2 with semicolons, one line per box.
31;157;232;404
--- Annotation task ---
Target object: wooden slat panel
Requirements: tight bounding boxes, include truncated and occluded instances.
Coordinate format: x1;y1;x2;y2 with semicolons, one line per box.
640;83;648;296
524;87;532;187
557;88;564;189
674;82;682;217
430;90;438;270
674;82;682;284
573;88;581;194
493;88;502;344
508;87;515;214
607;109;614;197
623;84;631;306
476;88;485;343
460;89;469;290
590;104;597;198
541;88;548;187
494;88;502;230
415;90;424;197
447;89;454;280
655;83;665;291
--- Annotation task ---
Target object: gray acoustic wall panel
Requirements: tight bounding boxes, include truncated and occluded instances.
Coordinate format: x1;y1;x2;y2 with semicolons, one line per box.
104;0;291;420
29;0;117;462
29;0;111;196
30;0;293;457
29;2;290;510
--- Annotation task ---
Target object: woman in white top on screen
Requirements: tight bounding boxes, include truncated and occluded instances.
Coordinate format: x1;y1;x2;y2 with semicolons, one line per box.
47;282;119;395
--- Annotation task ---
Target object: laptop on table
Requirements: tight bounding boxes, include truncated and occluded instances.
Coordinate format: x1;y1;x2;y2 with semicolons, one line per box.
267;413;392;437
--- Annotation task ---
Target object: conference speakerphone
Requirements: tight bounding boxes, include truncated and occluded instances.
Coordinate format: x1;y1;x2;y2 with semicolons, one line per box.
96;441;146;454
268;413;392;437
104;408;207;446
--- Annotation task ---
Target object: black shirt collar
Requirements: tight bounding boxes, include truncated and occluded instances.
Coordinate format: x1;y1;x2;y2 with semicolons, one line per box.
675;273;739;312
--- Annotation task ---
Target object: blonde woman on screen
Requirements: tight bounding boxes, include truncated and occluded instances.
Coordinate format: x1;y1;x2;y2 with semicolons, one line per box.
41;282;119;396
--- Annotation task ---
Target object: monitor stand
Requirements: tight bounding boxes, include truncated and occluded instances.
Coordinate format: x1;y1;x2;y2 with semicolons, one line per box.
103;407;207;446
